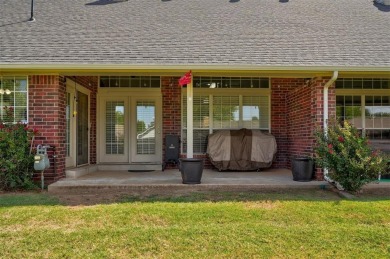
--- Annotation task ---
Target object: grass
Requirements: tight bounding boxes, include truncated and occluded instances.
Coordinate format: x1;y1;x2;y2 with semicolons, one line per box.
0;190;389;258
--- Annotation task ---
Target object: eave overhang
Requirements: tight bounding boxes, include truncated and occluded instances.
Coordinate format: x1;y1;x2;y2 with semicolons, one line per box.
1;64;389;78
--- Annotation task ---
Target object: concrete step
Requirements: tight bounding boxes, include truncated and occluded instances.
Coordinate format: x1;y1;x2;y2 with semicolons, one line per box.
66;165;98;178
48;183;327;194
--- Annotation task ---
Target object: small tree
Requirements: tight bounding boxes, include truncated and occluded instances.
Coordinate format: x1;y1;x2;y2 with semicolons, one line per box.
315;121;388;193
0;107;38;190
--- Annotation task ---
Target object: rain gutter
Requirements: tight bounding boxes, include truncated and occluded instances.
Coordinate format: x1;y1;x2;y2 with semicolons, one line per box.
1;64;390;73
323;71;338;181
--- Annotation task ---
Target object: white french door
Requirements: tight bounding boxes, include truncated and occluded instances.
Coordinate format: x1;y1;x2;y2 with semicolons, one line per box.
99;94;162;164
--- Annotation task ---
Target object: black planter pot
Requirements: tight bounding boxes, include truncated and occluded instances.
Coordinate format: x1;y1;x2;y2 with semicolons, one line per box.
179;158;204;184
291;157;314;182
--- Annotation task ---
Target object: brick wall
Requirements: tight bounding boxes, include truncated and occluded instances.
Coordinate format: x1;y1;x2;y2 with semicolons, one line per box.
29;75;98;184
29;75;66;183
270;78;301;168
286;80;315;160
161;77;181;169
161;77;181;137
271;77;336;179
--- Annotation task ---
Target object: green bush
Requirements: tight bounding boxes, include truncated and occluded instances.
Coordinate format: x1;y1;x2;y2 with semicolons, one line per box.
315;121;388;193
0;107;38;190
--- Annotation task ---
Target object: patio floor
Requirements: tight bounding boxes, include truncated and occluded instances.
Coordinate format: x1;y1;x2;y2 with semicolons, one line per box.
48;169;390;195
48;168;390;195
48;168;322;193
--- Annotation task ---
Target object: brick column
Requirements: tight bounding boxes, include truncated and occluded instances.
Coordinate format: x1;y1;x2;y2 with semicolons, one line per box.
286;80;315;160
271;77;335;180
161;77;182;168
29;75;66;183
161;76;181;137
271;78;303;168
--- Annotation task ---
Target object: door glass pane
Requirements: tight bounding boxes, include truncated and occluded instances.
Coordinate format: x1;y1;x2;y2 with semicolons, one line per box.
77;92;89;165
137;101;155;154
106;101;125;155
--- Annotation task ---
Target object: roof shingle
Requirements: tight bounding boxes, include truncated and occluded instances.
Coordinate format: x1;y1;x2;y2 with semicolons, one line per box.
0;0;389;68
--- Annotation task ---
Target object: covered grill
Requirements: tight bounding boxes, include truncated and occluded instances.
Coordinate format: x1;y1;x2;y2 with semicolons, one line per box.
207;129;277;171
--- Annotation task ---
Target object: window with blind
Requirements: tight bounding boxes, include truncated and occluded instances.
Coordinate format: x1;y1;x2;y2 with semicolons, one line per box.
182;76;270;154
336;78;390;142
0;77;28;123
337;95;390;139
182;93;270;154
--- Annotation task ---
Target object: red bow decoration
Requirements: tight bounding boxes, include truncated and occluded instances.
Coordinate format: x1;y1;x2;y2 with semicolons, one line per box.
179;70;192;86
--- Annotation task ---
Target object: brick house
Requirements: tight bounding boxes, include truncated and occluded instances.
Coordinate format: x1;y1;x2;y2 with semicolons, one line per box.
0;0;389;184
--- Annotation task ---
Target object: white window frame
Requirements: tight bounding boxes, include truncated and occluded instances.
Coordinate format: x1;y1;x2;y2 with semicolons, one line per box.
336;89;390;138
0;76;29;124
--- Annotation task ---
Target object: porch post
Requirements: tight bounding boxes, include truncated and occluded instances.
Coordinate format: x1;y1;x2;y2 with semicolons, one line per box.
186;76;194;158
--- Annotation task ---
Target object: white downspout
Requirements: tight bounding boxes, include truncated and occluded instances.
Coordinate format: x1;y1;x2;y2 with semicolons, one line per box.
323;71;338;181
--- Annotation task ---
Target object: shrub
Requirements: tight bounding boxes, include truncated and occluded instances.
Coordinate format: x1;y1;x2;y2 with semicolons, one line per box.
315;121;388;193
0;107;38;190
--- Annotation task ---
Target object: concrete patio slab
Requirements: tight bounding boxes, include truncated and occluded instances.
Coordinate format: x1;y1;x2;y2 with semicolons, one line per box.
48;168;390;198
48;168;332;194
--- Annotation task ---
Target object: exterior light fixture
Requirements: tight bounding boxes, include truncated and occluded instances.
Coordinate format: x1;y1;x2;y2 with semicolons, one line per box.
0;89;11;95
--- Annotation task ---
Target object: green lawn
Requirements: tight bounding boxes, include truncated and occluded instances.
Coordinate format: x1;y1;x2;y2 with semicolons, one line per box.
0;191;389;258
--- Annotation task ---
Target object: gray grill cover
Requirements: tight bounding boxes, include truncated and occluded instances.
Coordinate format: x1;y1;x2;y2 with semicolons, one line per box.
207;129;277;171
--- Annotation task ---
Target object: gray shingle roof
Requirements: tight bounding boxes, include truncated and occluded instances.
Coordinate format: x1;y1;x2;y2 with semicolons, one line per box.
0;0;389;68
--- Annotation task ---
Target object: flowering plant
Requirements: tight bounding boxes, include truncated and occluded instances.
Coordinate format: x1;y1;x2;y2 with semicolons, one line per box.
315;120;388;193
0;106;38;190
